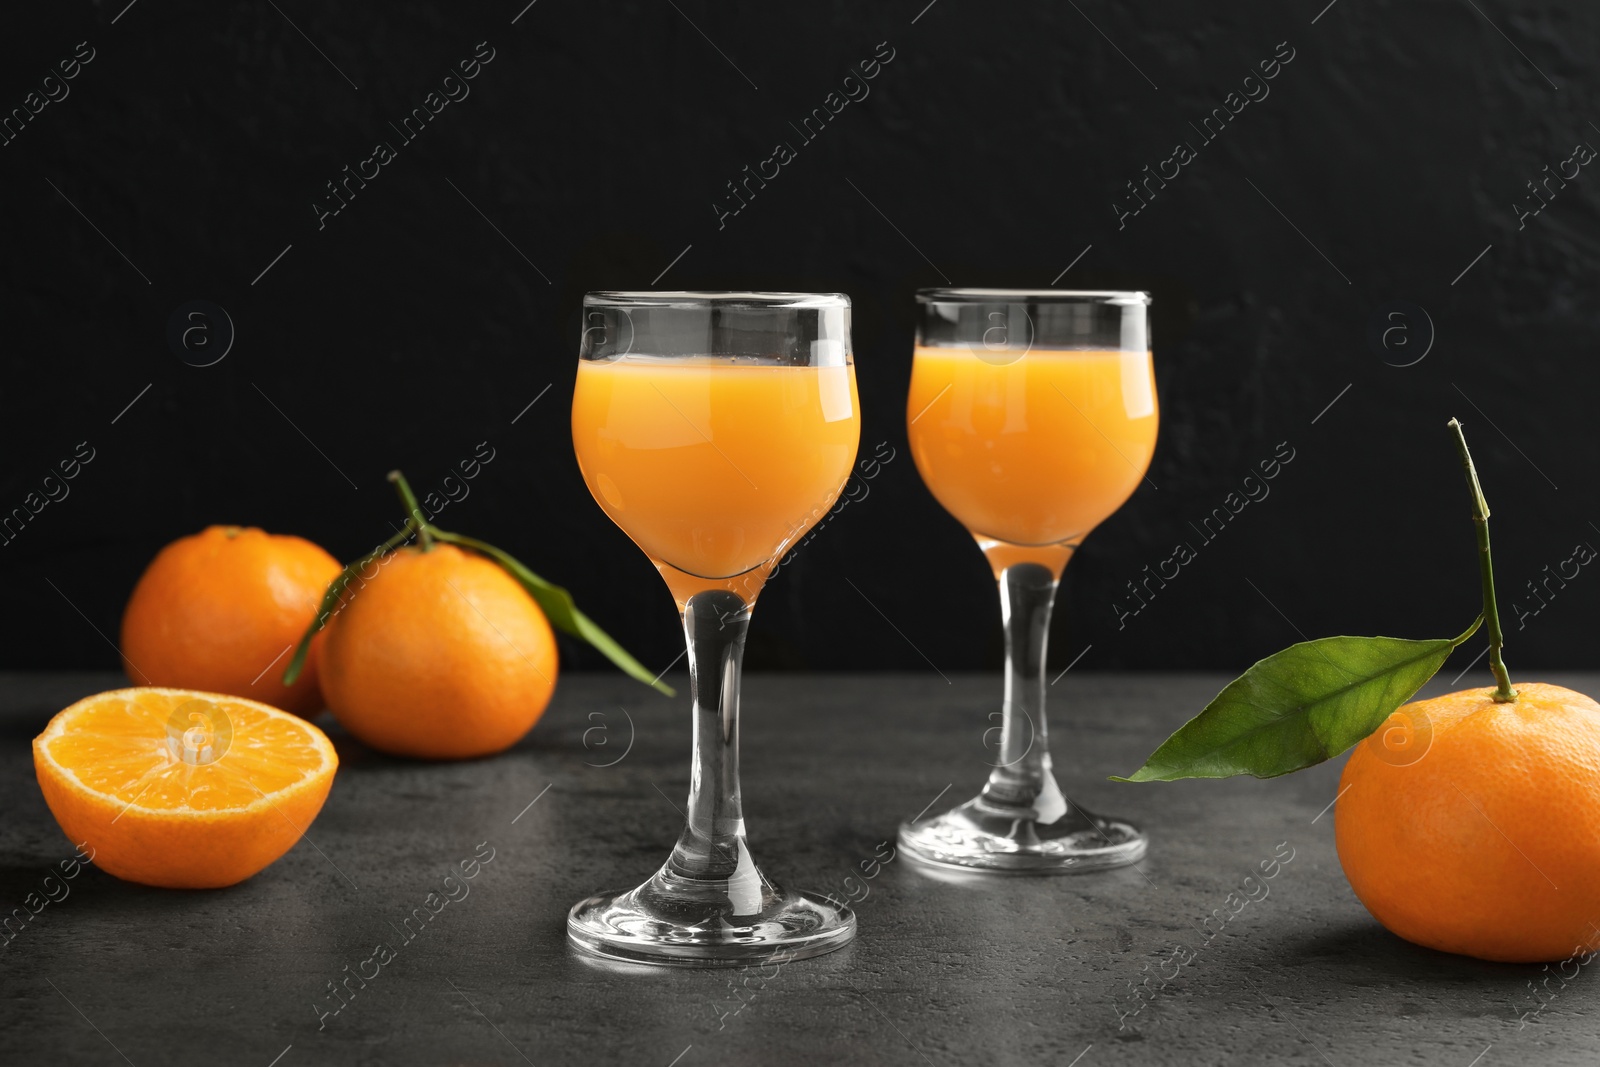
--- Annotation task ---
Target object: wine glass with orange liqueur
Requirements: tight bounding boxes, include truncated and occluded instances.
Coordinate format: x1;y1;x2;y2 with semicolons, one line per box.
899;289;1157;873
568;292;861;964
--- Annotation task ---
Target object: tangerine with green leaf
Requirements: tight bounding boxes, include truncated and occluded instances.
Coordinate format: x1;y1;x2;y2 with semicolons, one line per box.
1118;419;1600;962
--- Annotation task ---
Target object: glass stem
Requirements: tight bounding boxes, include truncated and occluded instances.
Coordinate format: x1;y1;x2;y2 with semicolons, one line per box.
666;589;766;912
981;562;1069;822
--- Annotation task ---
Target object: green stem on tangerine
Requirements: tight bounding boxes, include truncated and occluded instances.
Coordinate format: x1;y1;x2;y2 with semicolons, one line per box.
1448;418;1516;703
388;470;433;551
1449;614;1485;649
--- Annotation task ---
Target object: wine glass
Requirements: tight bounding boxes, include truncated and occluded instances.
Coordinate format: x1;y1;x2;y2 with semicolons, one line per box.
899;289;1157;872
567;292;860;964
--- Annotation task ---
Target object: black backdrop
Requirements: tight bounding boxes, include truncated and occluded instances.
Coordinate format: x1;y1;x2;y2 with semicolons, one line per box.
3;0;1597;678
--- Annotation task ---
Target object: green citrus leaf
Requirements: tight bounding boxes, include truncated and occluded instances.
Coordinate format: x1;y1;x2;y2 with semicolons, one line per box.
1114;624;1479;782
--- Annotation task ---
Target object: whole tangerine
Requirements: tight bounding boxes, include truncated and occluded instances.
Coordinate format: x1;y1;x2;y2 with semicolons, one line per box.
318;543;558;759
120;526;341;717
1336;682;1600;963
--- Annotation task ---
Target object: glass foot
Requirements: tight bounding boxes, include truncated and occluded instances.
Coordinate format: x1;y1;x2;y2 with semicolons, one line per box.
566;864;855;967
898;794;1147;874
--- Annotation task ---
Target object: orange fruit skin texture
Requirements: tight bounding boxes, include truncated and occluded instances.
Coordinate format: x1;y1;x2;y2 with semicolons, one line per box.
1337;683;1600;963
120;526;342;717
33;688;338;889
319;544;559;760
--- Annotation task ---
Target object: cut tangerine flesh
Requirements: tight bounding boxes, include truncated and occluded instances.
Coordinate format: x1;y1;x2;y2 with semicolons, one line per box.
33;688;338;889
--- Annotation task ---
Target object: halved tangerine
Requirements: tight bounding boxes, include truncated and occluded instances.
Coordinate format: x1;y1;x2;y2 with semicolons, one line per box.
33;687;338;889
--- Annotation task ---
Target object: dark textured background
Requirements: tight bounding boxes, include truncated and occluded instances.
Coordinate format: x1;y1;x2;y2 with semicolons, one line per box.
3;0;1596;677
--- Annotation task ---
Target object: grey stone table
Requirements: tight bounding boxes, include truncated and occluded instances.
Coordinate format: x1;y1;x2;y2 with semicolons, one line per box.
2;671;1597;1066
